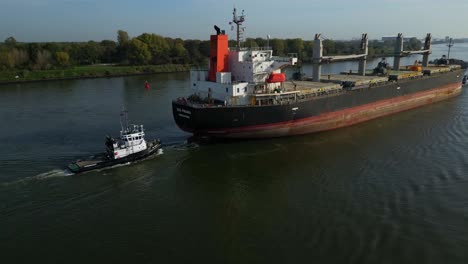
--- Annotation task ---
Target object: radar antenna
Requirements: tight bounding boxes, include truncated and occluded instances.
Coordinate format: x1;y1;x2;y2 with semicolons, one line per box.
232;8;245;51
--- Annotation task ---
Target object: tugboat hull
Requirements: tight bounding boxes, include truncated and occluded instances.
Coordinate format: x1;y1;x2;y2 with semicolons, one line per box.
68;141;162;173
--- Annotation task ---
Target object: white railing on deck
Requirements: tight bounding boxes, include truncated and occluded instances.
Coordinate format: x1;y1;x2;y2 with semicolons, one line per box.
229;46;273;51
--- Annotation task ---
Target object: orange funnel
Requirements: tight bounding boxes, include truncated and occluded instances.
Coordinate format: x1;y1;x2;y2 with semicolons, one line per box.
208;34;229;82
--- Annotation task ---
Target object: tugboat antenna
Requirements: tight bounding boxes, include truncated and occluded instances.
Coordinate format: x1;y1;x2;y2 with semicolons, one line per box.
120;107;129;132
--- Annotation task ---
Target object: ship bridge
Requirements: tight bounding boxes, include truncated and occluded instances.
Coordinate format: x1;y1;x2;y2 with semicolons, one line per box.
187;8;298;106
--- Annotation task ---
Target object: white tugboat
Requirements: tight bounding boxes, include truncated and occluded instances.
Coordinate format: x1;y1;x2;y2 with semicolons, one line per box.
68;110;162;173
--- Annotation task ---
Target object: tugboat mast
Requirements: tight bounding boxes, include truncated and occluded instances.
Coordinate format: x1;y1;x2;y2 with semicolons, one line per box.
120;108;129;132
232;8;245;51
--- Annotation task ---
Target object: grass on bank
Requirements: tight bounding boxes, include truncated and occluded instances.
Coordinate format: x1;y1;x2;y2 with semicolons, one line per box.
0;64;190;83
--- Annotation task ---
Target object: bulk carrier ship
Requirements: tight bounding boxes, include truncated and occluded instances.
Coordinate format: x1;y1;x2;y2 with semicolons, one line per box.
172;9;465;138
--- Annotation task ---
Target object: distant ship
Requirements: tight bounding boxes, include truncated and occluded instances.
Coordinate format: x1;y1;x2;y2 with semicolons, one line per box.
68;110;162;173
172;8;465;139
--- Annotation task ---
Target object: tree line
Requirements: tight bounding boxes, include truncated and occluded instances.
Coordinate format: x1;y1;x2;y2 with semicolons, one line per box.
0;30;422;71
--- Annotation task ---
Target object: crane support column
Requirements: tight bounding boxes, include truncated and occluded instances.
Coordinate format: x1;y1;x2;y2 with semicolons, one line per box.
393;33;404;71
358;33;368;76
313;34;322;82
422;33;432;67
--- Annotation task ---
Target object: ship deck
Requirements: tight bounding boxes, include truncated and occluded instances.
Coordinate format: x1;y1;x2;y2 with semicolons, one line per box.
282;74;388;93
320;74;388;86
283;81;341;93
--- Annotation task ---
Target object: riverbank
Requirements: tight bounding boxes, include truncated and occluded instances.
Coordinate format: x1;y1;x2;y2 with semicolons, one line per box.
0;64;190;85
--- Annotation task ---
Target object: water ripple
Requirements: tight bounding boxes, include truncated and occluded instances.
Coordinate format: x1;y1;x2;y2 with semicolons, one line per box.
0;169;73;187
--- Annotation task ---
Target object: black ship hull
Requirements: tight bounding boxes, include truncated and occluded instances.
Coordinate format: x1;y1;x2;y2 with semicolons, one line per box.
173;70;465;138
68;142;162;173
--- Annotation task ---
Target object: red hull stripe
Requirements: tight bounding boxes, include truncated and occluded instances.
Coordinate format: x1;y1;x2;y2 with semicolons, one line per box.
198;83;462;137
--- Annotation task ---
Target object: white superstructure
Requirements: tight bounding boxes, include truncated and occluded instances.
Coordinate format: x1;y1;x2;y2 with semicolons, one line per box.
112;124;147;159
106;111;148;159
189;9;298;106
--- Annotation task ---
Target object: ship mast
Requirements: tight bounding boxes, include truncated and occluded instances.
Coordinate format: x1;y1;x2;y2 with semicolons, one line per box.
447;37;454;62
232;8;245;51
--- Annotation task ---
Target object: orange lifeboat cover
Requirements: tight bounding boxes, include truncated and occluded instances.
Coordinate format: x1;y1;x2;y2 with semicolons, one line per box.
266;73;286;83
409;65;422;72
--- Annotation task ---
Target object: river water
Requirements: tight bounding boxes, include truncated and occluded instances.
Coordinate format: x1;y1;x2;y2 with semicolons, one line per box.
1;44;468;263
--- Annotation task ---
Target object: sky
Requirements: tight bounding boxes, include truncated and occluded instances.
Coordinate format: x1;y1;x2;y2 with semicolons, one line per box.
1;0;467;42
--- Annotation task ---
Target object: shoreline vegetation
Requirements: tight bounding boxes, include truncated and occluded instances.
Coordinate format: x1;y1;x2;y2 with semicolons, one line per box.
1;30;426;85
0;64;189;84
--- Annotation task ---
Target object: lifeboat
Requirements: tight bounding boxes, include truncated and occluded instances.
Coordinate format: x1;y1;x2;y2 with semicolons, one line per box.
409;60;422;72
266;73;286;83
409;65;422;72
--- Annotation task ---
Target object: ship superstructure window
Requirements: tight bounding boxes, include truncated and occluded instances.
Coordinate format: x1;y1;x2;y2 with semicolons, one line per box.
226;88;228;93
237;88;240;93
